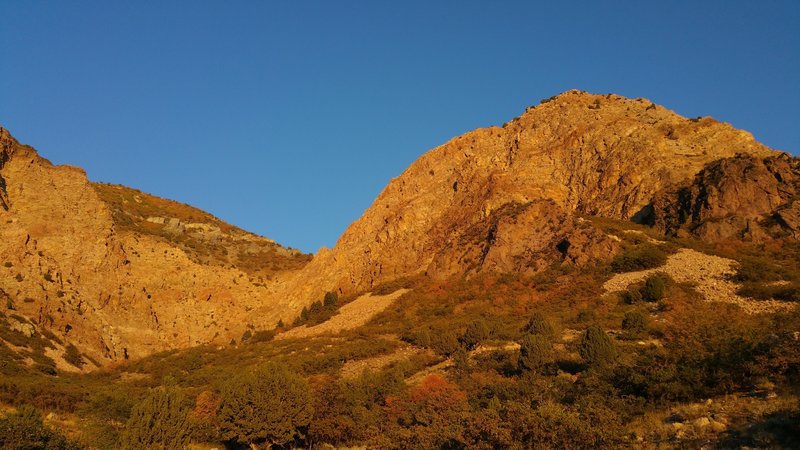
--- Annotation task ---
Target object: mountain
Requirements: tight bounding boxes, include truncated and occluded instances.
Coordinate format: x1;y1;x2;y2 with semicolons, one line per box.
0;128;310;366
1;90;796;367
2;92;800;449
278;90;780;305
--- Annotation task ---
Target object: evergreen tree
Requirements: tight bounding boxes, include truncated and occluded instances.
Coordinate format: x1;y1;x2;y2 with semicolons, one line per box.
519;334;554;373
459;319;490;350
119;380;191;450
579;326;617;367
522;312;558;341
218;363;314;448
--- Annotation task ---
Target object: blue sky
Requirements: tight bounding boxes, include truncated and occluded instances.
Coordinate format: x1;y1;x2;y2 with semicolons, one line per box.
1;1;798;253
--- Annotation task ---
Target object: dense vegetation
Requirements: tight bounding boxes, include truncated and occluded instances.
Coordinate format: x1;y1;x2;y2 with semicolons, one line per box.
1;220;799;449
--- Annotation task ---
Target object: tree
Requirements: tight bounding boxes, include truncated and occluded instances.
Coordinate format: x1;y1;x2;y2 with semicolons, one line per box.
323;291;339;307
519;334;554;373
642;274;666;302
622;311;649;338
385;374;469;449
579;326;617;367
522;312;558;341
218;363;314;448
0;405;80;450
119;380;191;450
460;319;490;350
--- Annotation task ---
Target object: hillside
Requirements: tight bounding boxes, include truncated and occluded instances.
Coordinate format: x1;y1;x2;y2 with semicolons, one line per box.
276;90;780;308
4;91;799;368
0;128;310;366
1;91;799;449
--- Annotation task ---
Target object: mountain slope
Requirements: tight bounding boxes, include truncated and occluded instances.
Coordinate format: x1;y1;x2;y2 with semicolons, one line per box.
0;128;309;365
279;90;778;307
2;90;793;365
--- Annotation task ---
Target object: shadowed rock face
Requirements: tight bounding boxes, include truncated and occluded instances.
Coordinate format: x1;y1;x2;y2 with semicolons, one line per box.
279;90;776;305
643;154;800;241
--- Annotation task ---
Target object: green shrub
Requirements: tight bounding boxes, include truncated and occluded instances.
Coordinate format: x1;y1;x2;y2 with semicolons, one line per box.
621;311;648;338
621;288;643;304
522;312;558;341
119;381;191;450
738;283;800;302
519;334;554;373
579;326;617;367
642;275;666;302
460;319;490;350
429;330;461;356
0;405;80;450
218;363;313;448
610;246;667;273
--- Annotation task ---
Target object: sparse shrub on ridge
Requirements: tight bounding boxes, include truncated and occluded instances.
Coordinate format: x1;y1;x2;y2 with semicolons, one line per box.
63;343;84;369
610;245;667;273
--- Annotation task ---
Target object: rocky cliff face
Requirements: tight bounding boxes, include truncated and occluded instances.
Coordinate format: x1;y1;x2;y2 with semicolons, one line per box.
644;154;800;241
279;90;776;306
0;128;309;365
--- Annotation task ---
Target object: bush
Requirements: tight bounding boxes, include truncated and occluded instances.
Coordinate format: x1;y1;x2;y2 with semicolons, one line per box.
218;363;314;448
579;326;617;367
522;312;558;341
610;246;667;273
621;311;648;338
621;288;643;304
0;405;80;450
119;381;191;450
642;275;666;302
429;330;461;356
460;319;490;350
519;334;554;373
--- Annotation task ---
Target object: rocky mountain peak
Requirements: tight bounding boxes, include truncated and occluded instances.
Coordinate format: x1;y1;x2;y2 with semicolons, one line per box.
276;91;777;305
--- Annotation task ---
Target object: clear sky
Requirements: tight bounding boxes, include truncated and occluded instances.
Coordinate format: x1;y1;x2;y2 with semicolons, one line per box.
2;1;798;253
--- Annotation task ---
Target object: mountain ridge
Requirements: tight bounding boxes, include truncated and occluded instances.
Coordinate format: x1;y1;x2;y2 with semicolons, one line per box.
1;90;796;366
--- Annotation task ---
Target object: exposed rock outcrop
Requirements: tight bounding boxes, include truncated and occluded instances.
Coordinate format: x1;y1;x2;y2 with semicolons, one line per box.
642;154;800;241
278;91;776;306
0;128;309;364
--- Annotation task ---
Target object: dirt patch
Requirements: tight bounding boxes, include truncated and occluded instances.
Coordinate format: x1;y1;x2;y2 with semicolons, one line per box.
341;346;424;379
276;289;411;340
603;249;794;314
